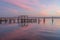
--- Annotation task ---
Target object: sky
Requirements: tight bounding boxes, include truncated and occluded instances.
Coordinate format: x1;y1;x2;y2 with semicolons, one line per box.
0;0;60;17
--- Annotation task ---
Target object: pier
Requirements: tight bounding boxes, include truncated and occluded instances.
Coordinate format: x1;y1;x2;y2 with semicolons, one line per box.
0;15;60;26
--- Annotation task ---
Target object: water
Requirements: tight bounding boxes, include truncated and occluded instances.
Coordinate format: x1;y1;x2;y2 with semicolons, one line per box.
0;19;60;40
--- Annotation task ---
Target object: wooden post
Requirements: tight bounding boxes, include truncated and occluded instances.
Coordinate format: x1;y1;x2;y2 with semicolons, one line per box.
52;17;53;24
4;19;7;24
0;18;2;24
43;17;45;24
0;20;2;24
38;18;40;24
9;19;11;24
17;17;19;23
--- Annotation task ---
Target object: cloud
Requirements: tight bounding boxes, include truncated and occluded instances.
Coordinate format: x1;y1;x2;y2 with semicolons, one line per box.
2;0;36;11
0;6;20;17
1;0;60;16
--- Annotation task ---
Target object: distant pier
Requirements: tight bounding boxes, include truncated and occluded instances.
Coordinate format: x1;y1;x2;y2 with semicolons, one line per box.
0;15;60;26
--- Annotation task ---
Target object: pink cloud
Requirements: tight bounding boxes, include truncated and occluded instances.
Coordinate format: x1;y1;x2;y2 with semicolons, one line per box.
2;0;35;11
0;6;19;15
2;0;60;16
36;4;60;16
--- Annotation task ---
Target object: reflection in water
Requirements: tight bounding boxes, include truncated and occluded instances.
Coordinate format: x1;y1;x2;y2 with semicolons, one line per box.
18;23;28;27
0;19;60;40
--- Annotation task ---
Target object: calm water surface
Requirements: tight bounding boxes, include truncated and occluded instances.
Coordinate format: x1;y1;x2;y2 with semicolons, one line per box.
0;19;60;40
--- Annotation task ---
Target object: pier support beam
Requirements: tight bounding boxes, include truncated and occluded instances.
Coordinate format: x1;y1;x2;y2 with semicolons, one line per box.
9;19;12;24
4;18;7;24
13;19;16;23
38;18;40;24
17;19;19;23
0;20;2;24
43;17;45;24
52;17;54;24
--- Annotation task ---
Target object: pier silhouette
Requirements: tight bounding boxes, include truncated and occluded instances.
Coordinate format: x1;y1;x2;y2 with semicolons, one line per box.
0;15;60;26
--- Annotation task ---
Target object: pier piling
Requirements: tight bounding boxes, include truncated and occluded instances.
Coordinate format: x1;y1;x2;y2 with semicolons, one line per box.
52;17;54;24
43;17;45;24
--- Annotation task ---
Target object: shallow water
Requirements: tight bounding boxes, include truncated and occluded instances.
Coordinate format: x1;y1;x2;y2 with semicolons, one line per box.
0;19;60;40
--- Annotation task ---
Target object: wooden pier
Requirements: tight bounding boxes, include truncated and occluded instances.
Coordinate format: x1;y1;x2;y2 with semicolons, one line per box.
0;15;60;26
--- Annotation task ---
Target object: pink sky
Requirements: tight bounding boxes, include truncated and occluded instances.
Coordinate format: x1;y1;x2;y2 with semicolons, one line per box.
0;0;60;17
